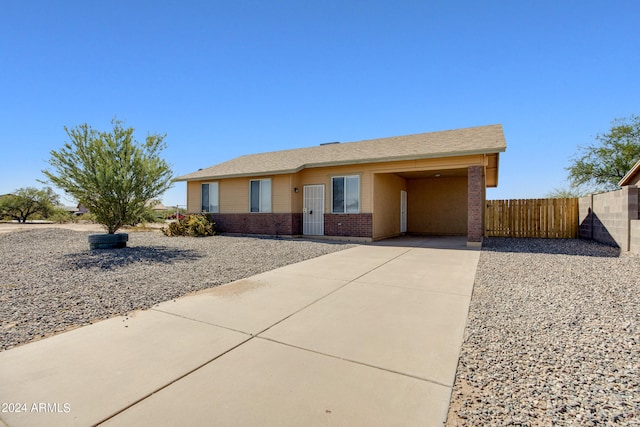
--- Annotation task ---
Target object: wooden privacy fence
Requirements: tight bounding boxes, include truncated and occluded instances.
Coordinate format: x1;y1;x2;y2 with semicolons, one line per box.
485;198;579;238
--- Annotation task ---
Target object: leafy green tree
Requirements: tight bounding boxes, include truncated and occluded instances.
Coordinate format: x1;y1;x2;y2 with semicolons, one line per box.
567;115;640;191
0;187;60;223
42;119;173;234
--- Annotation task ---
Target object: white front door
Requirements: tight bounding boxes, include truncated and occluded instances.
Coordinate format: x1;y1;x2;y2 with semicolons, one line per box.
303;185;324;235
400;190;407;233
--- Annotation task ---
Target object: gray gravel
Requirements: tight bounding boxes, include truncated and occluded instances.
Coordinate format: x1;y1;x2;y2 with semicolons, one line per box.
447;238;640;426
0;228;353;351
4;230;639;424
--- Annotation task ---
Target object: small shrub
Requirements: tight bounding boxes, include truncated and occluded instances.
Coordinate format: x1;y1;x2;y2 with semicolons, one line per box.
79;212;97;223
162;219;186;236
47;208;73;224
162;214;216;237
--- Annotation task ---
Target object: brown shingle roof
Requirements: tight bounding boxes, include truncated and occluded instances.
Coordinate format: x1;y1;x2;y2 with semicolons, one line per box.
175;124;506;181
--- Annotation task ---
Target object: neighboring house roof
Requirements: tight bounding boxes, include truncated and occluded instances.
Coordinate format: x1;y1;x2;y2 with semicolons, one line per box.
619;158;640;187
175;124;507;181
146;200;169;211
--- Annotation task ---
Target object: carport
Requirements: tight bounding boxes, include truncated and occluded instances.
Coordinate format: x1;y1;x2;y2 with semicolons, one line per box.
372;161;494;245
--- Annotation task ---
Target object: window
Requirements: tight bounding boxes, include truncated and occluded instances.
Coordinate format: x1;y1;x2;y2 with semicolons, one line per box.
201;182;219;213
332;175;359;213
250;179;271;213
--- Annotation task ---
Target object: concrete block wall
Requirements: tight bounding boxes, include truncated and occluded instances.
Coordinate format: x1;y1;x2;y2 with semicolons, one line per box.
578;195;593;241
630;220;640;253
578;186;639;251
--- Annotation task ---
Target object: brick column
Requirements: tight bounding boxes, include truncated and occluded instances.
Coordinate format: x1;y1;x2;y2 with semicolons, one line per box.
467;166;484;245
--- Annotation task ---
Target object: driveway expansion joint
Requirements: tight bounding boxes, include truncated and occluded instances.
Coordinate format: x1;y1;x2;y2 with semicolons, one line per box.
150;308;253;337
256;336;452;389
94;335;255;426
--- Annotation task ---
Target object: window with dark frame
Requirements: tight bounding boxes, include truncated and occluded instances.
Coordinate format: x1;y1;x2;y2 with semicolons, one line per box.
332;175;359;213
250;178;272;213
201;182;219;213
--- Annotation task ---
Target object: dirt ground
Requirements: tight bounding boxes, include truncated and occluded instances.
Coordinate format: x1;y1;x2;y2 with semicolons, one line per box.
0;222;165;235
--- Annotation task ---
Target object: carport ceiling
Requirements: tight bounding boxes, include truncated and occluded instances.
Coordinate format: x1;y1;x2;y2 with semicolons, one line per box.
395;168;468;179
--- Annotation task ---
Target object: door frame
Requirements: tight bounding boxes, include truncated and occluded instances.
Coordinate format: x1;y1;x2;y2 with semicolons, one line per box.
400;190;407;234
303;184;325;236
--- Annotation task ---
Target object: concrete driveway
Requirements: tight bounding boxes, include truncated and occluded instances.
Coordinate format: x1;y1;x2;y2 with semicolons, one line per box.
0;236;480;427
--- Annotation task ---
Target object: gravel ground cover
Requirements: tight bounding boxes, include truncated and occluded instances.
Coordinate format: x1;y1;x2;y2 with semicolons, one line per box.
447;238;640;426
0;228;353;351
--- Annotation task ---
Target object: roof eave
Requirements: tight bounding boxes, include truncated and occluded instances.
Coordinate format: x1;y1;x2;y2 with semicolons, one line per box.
300;147;506;171
619;159;640;187
173;167;303;182
174;147;506;182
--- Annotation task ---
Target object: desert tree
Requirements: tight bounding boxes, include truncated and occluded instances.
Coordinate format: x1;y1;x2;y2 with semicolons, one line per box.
0;187;60;223
42;119;173;234
567;115;640;192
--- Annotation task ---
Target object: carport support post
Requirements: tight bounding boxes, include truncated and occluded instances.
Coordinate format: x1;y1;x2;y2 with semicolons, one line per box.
467;165;484;247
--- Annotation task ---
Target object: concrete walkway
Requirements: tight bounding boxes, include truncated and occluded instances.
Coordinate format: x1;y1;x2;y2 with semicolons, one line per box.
0;236;480;427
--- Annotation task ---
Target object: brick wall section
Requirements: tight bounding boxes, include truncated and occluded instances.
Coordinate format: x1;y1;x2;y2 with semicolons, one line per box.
206;213;373;238
207;213;302;236
467;165;484;242
324;213;373;237
578;186;639;251
291;213;302;236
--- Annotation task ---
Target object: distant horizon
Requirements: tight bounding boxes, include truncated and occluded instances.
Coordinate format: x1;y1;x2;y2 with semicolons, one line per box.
2;119;626;208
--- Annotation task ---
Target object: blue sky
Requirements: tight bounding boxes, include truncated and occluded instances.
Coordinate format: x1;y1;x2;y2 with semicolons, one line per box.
1;0;639;207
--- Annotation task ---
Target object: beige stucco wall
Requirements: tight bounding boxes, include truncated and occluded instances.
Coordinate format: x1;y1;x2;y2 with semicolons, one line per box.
186;180;201;212
186;175;292;213
297;165;372;213
356;155;485;175
187;178;249;213
407;176;468;235
294;155;489;215
372;173;407;239
271;175;293;213
186;155;489;220
220;177;249;213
